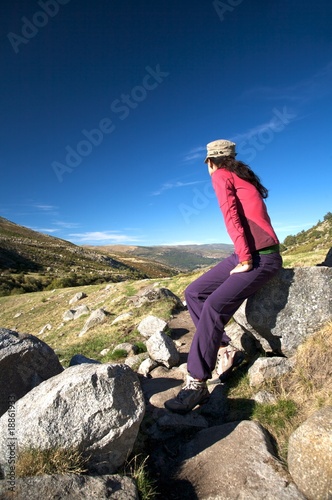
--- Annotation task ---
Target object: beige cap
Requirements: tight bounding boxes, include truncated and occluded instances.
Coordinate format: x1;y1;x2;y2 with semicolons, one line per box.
204;139;236;163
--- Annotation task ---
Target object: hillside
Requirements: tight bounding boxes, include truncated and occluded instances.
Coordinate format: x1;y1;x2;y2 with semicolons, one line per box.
0;217;150;296
281;212;332;267
86;243;234;272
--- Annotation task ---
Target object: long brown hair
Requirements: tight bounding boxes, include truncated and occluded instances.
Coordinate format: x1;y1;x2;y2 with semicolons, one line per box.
209;156;269;199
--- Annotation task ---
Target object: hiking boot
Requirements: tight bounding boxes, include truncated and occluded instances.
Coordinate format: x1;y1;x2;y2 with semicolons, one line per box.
164;376;210;414
216;344;245;382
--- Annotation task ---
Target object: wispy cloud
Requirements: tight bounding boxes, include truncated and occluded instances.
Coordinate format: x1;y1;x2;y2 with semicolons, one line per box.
33;204;58;212
183;146;206;163
53;221;81;229
152;180;204;196
69;231;141;244
241;60;332;105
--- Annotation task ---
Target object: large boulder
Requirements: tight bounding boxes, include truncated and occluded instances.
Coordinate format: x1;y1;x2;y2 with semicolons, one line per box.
0;364;145;475
288;406;332;500
0;328;63;417
175;420;305;499
234;267;332;356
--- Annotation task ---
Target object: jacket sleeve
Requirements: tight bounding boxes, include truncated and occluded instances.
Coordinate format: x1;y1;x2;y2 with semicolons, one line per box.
212;172;252;262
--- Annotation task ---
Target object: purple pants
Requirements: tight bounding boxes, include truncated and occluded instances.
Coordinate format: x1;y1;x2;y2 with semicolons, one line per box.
185;252;282;380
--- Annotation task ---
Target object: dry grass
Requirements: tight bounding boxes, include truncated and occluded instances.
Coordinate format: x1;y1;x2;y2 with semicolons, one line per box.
226;321;332;462
15;447;89;477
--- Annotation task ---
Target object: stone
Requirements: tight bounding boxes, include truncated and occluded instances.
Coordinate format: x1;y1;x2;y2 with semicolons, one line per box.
38;323;52;335
0;328;63;417
69;291;87;305
137;357;158;376
248;356;295;387
79;308;108;337
137;315;167;338
63;305;90;322
288;406;332;500
111;312;133;325
0;473;138;499
128;286;184;310
113;343;138;356
146;331;180;368
175;420;305;499
0;364;145;475
69;354;101;366
234;267;332;356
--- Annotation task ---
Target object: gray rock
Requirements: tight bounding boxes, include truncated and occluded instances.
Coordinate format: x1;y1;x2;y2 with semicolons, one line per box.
0;328;63;417
125;352;149;370
113;343;138;356
0;364;145;475
137;357;158;376
288;406;332;500
137;315;167;338
248;356;295;387
0;473;138;499
146;331;180;368
69;354;101;366
79;308;108;337
176;420;305;499
254;390;278;404
128;286;184;310
69;291;87;305
234;267;332;356
63;305;90;322
38;323;52;335
111;312;133;325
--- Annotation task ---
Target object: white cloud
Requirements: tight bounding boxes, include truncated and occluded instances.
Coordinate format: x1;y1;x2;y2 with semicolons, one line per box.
183;146;206;162
69;231;140;244
152;180;203;196
241;60;332;104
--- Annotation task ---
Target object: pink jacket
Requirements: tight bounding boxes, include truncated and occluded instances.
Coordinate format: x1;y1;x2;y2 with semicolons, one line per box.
211;168;279;262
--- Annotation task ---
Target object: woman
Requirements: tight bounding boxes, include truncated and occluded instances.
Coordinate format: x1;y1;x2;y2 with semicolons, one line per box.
165;139;282;414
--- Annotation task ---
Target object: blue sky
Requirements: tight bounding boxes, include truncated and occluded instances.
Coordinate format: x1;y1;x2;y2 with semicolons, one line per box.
1;0;332;247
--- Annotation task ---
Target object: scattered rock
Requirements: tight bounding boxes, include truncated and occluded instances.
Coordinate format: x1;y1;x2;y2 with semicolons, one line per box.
63;305;90;322
69;291;87;305
137;315;168;338
128;286;184;310
111;312;133;325
137;357;158;376
254;390;278;404
146;331;180;368
113;343;138;356
248;356;295;387
79;308;108;337
38;323;52;335
69;354;101;366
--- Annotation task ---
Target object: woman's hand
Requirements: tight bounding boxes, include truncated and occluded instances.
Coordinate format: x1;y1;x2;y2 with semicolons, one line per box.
230;260;253;274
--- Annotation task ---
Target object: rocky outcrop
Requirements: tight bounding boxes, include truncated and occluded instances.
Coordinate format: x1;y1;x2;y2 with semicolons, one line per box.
288;406;332;500
0;328;63;417
234;267;332;356
0;364;145;475
128;286;184;310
